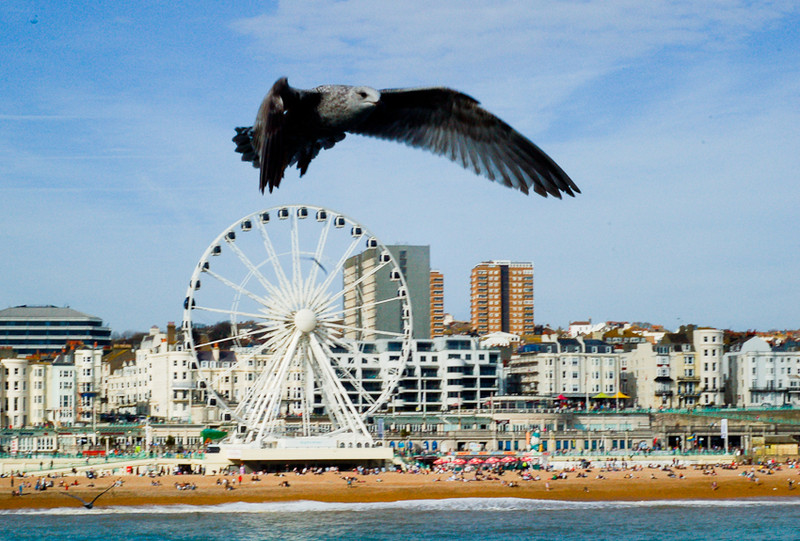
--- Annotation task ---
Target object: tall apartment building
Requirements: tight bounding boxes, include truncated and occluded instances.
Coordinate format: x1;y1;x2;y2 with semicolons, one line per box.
430;270;445;337
470;261;534;336
344;245;431;339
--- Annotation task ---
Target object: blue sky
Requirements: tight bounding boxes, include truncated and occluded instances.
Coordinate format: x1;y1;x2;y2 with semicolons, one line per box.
1;1;798;334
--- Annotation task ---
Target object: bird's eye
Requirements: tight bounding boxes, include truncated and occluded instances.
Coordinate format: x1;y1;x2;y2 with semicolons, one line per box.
358;91;367;98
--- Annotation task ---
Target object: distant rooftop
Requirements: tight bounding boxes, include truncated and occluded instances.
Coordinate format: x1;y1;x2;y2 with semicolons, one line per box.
0;305;100;320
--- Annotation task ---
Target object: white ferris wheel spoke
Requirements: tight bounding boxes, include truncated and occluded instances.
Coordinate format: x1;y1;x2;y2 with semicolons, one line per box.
256;219;292;293
192;304;281;322
307;233;363;310
191;324;275;350
303;216;332;301
319;295;404;321
323;321;406;339
202;337;277;396
245;333;296;438
290;212;303;296
253;331;303;444
202;267;271;308
222;239;294;314
233;335;294;419
314;258;392;315
308;334;370;437
323;339;378;407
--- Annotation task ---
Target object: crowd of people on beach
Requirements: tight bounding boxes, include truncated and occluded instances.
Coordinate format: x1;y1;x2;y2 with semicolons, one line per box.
4;454;800;503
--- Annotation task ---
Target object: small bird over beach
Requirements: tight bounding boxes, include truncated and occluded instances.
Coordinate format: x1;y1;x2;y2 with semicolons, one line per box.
61;484;115;509
233;77;579;198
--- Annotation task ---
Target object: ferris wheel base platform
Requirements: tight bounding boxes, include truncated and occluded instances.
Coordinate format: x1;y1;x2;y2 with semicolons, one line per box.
203;443;394;471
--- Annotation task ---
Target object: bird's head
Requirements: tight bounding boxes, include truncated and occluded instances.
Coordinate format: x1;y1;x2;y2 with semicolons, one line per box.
351;86;380;104
348;86;381;112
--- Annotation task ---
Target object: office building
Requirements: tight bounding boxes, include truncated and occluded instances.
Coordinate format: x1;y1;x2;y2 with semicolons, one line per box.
0;305;111;356
343;245;431;339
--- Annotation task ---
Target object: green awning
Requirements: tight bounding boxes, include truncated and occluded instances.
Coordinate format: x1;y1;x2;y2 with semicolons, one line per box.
200;429;228;441
592;392;611;399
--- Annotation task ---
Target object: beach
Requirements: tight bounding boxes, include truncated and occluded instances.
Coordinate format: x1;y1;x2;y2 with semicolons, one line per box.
2;463;799;510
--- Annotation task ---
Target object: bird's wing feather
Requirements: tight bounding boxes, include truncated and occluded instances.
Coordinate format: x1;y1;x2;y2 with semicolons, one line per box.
350;87;579;197
61;492;89;505
250;79;337;193
253;77;292;194
89;484;115;505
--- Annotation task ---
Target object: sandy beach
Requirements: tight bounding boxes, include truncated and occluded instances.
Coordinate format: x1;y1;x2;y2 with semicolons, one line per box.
2;463;799;510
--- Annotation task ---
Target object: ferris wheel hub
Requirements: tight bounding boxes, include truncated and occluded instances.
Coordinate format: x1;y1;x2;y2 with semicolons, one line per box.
293;308;318;333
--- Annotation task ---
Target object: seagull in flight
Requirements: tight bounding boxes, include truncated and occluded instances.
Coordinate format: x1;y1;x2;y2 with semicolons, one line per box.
233;77;579;198
61;484;115;509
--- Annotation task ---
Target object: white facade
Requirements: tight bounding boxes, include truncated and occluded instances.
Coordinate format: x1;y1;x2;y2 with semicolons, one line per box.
49;360;76;426
2;358;29;428
104;333;500;424
725;337;800;407
623;328;725;409
105;325;200;422
508;338;626;404
28;362;48;425
692;328;724;406
74;347;104;424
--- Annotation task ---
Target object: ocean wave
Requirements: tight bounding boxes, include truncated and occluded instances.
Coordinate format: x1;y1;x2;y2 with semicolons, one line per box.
2;497;799;516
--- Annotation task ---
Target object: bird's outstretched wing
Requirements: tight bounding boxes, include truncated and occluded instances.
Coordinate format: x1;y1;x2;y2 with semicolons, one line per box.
255;77;292;194
351;87;579;197
88;484;115;506
61;484;114;508
61;492;90;506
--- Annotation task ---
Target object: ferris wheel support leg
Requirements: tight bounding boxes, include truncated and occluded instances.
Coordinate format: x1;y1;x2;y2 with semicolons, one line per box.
308;334;372;441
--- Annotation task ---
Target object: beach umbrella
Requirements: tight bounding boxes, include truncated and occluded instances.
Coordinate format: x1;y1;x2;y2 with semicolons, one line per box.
452;458;467;465
500;456;517;463
484;457;501;464
468;457;484;465
433;458;449;465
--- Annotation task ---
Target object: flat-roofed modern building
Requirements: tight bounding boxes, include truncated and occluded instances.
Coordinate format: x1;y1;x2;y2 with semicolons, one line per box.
344;245;431;339
0;305;111;356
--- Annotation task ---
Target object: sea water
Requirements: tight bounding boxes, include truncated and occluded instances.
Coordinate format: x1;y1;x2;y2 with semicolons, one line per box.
1;498;799;540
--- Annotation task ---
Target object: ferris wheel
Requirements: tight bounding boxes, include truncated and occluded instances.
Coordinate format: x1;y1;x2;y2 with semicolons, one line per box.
181;205;413;448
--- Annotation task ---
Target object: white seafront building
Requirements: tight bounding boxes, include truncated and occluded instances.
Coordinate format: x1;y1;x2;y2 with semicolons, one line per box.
4;321;800;435
0;345;104;429
507;337;628;404
625;327;724;410
100;329;500;424
724;336;800;408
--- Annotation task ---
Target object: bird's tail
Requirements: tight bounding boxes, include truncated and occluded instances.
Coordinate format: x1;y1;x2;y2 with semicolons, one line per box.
233;127;260;168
